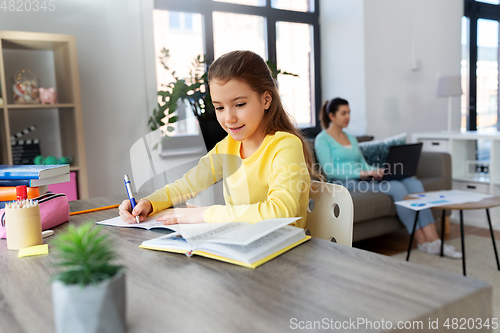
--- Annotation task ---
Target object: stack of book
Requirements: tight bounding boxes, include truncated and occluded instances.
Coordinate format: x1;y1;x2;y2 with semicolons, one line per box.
0;165;70;208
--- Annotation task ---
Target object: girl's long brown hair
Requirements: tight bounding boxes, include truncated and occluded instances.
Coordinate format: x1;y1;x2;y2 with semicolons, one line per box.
208;50;322;181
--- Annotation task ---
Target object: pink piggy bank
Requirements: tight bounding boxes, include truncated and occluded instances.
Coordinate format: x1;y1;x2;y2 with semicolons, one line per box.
39;87;57;105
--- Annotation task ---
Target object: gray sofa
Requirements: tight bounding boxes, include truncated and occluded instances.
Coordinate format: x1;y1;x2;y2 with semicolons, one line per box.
351;152;452;242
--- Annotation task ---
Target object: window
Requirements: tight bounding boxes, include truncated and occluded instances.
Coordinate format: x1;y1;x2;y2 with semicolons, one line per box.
212;12;267;59
153;10;204;136
463;0;500;161
169;12;181;29
215;0;266;6
461;17;470;131
463;0;500;132
276;21;314;127
476;18;498;133
476;0;500;4
153;0;321;136
271;0;313;12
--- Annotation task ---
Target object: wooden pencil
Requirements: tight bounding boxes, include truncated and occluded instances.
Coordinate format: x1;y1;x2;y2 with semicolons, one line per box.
70;204;120;216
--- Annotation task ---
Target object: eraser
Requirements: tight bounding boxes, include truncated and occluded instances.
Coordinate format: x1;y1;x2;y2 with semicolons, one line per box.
42;230;54;238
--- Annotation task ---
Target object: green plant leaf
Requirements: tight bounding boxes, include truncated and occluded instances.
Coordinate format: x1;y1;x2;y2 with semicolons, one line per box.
281;70;299;77
158;103;168;113
52;223;123;286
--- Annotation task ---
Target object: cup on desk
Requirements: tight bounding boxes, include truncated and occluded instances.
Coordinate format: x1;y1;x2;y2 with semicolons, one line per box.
5;204;43;250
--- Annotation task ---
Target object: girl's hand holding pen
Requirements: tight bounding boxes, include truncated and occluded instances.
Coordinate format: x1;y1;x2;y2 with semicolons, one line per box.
119;199;152;224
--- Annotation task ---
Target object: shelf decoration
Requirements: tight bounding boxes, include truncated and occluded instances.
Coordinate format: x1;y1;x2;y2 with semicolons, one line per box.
13;69;40;104
10;124;41;165
11;139;41;165
39;87;57;105
466;160;490;179
34;155;73;165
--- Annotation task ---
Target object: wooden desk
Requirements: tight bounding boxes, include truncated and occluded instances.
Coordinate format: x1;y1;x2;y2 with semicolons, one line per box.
0;196;493;333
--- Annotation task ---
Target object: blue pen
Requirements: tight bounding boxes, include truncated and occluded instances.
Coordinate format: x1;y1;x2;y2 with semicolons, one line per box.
124;175;140;223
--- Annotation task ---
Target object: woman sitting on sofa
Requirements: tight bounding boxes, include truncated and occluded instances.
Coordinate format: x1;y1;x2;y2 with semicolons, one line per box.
314;97;461;259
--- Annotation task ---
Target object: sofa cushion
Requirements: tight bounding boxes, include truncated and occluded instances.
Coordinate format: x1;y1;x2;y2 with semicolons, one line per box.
384;132;407;147
358;140;388;166
358;133;407;166
350;191;397;223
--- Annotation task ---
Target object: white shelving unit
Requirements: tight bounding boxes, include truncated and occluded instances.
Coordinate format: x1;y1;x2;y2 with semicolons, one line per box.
413;131;500;229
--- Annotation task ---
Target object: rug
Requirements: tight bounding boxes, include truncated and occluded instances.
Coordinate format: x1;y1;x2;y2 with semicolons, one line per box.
392;235;500;330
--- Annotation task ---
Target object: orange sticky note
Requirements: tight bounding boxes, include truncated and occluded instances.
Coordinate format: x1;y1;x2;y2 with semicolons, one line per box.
18;244;49;258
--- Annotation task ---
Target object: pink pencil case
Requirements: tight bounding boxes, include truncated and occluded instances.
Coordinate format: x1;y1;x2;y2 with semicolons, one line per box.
0;193;70;239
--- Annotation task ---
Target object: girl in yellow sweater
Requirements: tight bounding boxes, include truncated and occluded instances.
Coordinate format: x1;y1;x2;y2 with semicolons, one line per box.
119;50;318;229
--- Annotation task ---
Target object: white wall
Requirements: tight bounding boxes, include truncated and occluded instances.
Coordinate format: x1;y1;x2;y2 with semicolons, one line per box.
364;0;463;139
320;0;463;140
0;0;158;198
320;0;367;136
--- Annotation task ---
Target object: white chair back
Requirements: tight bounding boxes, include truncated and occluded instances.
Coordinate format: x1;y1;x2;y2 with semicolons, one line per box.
306;181;354;247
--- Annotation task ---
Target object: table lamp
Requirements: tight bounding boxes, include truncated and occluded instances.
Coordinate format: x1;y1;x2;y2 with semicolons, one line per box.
437;76;462;132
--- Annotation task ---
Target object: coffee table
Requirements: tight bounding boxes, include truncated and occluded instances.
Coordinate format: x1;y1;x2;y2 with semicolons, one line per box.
405;193;500;276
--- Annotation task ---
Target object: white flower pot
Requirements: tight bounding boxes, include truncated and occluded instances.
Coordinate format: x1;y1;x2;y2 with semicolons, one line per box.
52;271;126;333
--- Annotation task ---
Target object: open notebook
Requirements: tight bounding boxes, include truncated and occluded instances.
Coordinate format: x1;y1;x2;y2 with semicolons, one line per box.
97;214;310;269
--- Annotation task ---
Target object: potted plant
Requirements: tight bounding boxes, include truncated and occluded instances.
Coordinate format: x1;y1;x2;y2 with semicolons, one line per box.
148;48;225;151
149;49;298;151
51;223;125;333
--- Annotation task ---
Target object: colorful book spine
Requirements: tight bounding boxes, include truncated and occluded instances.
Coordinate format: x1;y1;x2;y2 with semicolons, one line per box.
0;164;69;179
0;179;32;187
0;186;41;201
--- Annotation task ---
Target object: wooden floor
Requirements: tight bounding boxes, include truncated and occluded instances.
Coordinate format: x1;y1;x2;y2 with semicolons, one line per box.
353;221;500;256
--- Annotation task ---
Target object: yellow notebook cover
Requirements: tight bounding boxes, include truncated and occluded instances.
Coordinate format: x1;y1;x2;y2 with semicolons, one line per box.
139;235;311;269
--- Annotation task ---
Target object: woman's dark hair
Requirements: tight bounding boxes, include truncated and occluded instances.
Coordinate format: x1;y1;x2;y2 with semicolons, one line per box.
207;50;322;181
319;98;349;129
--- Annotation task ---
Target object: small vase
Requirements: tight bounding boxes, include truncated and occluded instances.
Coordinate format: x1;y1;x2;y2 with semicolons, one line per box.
52;271;126;333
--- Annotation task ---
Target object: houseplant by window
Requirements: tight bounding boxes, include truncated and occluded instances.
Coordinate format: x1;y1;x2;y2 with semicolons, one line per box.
149;49;297;151
149;48;225;151
51;223;125;333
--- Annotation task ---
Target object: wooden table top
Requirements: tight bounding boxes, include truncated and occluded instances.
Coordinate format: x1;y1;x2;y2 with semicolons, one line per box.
406;192;500;210
0;196;493;333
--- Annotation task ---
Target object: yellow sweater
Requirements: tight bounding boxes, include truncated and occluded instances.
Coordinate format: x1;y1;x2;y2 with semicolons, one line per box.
144;131;310;228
